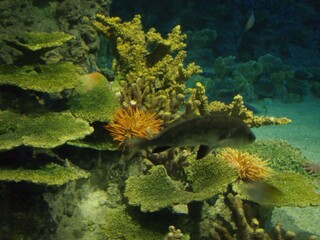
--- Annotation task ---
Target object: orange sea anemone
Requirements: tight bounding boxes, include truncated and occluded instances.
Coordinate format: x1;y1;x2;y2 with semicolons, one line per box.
105;106;163;145
218;148;273;181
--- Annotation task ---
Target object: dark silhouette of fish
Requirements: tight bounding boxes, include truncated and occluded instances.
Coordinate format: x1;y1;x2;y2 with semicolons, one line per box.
128;113;256;160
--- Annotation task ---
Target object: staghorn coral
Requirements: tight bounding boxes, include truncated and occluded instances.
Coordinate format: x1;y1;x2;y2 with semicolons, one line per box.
105;106;163;145
208;94;291;127
218;148;273;181
208;192;298;240
93;14;204;123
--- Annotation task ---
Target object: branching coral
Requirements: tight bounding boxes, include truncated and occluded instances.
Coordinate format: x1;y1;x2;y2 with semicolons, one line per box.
218;148;273;181
208;94;291;127
105;106;163;145
208;193;297;240
93;14;205;123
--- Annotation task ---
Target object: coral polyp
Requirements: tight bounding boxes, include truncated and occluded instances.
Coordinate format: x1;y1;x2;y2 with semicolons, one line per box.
105;106;163;145
218;148;273;181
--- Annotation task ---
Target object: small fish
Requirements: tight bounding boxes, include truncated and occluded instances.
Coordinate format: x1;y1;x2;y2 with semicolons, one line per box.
245;10;255;31
128;113;256;160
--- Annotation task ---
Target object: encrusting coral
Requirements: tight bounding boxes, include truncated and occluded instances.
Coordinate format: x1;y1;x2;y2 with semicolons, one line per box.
93;14;205;123
105;106;163;145
218;148;273;181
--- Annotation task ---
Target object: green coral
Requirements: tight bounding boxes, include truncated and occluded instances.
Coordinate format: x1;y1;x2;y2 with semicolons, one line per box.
243;140;309;175
0;110;93;151
69;75;120;123
103;205;165;240
125;165;189;212
9;32;75;51
125;155;237;212
234;172;320;207
185;155;238;199
208;94;291;127
0;163;89;185
93;14;204;123
0;62;81;93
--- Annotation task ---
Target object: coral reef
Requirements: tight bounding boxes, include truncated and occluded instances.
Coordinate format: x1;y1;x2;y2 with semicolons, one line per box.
208;94;291;127
93;14;205;123
105;106;163;145
0;0;109;69
218;148;273;181
200;54;307;102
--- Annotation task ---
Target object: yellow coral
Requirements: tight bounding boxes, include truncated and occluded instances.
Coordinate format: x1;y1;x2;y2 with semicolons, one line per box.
93;14;203;124
105;106;163;145
208;94;291;127
218;148;273;181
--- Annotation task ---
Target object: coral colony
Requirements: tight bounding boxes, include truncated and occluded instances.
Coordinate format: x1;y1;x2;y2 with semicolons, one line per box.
0;9;319;240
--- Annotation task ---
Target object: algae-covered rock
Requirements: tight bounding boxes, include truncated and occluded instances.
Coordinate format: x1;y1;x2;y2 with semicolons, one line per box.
0;163;89;185
103;205;165;240
125;155;238;212
234;172;320;207
0;110;93;151
69;72;120;123
6;32;74;52
0;62;81;93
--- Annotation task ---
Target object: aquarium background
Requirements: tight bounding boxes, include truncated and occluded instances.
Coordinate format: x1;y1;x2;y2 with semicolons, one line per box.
0;0;320;239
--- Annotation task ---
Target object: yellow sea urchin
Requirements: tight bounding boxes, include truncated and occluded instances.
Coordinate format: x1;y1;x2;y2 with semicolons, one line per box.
218;148;273;181
105;106;163;145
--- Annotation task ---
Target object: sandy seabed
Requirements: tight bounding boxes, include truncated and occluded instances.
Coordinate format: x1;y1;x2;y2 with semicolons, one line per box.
252;96;320;163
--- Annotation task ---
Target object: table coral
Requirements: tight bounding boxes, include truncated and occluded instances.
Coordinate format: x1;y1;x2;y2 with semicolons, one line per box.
93;14;204;123
0;163;89;186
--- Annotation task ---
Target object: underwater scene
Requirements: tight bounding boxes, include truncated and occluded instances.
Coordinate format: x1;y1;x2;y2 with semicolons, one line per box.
0;0;320;239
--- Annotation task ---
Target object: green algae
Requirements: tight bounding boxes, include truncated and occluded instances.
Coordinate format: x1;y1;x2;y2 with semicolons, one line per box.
0;110;93;151
0;62;81;93
0;163;89;185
